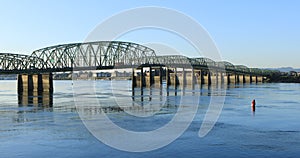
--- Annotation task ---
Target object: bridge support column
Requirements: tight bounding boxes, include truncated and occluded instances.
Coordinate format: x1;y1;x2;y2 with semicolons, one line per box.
166;68;179;87
17;73;53;106
223;73;229;85
257;76;263;83
210;72;218;85
166;68;170;87
159;66;163;86
245;75;252;83
18;73;53;94
153;66;163;87
217;72;224;85
181;68;186;86
202;71;207;84
191;68;195;87
133;67;146;87
141;67;144;87
41;73;53;92
195;70;201;85
203;71;212;85
184;68;196;88
132;68;136;88
229;74;236;84
145;67;154;87
196;70;204;85
235;74;240;83
252;76;257;83
238;75;245;84
172;68;178;86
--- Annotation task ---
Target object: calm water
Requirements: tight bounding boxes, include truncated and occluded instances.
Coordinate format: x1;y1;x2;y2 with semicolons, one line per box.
0;80;300;158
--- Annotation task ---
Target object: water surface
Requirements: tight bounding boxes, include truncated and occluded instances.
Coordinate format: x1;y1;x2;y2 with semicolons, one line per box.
0;80;300;157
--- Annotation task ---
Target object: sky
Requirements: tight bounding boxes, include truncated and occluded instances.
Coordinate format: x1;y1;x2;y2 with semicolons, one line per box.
0;0;299;68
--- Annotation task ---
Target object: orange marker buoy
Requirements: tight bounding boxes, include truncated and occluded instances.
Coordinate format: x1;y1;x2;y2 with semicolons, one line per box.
251;99;256;112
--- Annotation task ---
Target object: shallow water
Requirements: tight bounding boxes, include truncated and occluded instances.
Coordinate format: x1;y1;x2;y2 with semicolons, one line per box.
0;80;300;157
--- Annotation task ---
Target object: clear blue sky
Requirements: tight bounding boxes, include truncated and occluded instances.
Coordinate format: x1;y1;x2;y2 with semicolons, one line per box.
0;0;299;68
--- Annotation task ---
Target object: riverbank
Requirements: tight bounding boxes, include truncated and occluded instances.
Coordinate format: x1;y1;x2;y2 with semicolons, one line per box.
268;76;300;83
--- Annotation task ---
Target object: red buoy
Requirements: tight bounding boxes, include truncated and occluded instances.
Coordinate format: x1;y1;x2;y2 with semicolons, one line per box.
251;99;256;112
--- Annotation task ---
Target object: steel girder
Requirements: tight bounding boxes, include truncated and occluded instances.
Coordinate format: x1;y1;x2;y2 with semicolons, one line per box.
217;61;235;71
0;41;266;76
154;55;218;69
31;41;156;70
155;55;192;66
249;68;263;75
192;57;216;68
235;65;250;74
0;53;44;71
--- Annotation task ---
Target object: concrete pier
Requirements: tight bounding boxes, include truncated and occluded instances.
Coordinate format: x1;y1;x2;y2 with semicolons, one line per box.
133;66;163;88
245;75;252;83
223;74;231;85
218;72;224;84
165;68;178;87
257;76;263;83
133;68;145;87
238;75;245;84
228;74;236;84
202;71;211;85
195;70;203;85
210;73;217;85
133;66;266;88
17;73;53;106
252;76;257;83
18;73;53;94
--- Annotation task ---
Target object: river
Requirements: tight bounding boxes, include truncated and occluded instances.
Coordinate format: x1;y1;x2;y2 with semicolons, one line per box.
0;80;300;157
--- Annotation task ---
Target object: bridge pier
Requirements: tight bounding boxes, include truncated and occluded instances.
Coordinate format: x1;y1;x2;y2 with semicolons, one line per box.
133;67;145;87
210;72;217;85
18;73;53;93
252;76;257;83
183;68;187;86
257;76;263;83
245;75;252;83
133;66;163;88
218;72;224;85
181;68;196;88
238;74;245;84
166;68;179;87
145;67;153;87
223;73;230;85
201;71;211;85
195;70;203;85
166;67;197;87
210;71;223;85
17;73;53;106
150;66;163;87
228;74;236;84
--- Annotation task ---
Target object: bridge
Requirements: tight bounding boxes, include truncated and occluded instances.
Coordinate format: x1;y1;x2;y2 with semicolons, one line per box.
0;41;271;105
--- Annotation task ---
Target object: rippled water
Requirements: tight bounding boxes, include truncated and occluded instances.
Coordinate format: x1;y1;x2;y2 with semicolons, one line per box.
0;80;300;157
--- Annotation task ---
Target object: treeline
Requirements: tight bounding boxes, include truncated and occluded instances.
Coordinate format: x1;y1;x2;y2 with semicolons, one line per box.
266;71;300;83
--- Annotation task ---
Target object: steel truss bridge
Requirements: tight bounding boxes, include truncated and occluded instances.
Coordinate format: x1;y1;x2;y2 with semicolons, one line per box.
0;41;272;76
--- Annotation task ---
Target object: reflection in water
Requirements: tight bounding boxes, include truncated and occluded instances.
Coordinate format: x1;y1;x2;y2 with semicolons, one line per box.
105;83;226;116
18;91;53;107
16;82;232;113
75;82;229;116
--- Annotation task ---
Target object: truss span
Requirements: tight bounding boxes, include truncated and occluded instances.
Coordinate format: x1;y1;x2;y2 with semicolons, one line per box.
0;41;272;76
31;41;156;70
0;53;44;72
